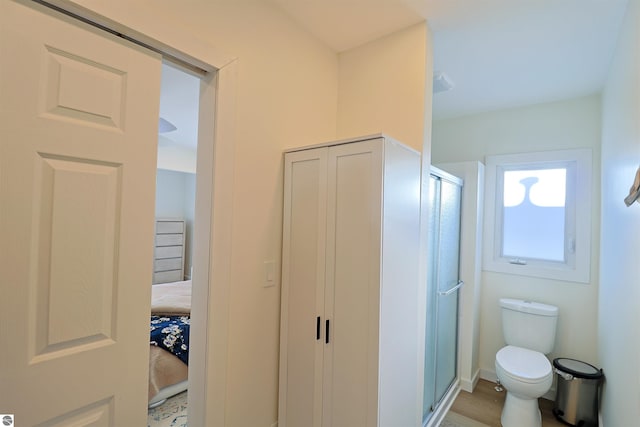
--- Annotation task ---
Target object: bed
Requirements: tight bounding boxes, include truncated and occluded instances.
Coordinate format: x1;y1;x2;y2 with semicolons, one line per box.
148;279;192;408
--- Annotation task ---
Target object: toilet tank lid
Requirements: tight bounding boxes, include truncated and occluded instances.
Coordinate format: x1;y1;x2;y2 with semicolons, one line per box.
500;298;558;316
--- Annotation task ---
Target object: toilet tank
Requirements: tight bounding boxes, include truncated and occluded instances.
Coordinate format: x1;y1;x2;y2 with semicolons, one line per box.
500;298;559;354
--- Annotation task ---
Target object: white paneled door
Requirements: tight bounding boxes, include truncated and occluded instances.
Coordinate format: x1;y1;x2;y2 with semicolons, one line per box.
0;0;161;425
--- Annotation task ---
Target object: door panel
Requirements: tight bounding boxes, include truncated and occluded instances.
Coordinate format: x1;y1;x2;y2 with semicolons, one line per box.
280;148;328;427
41;45;127;128
434;292;459;401
0;0;162;424
434;179;462;401
32;155;121;359
324;141;382;427
436;180;462;293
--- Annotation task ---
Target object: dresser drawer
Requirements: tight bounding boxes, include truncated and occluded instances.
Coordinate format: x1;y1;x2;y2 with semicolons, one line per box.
155;233;184;246
154;270;182;284
154;257;183;272
156;221;184;234
155;245;183;259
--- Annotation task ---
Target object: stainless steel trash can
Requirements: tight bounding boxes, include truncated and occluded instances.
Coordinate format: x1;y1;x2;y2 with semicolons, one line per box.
553;358;604;427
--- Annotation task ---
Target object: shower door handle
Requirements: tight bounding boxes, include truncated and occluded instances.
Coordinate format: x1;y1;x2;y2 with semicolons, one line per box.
438;280;464;297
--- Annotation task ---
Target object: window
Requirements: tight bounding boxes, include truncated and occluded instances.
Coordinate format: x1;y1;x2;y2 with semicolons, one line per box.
483;149;591;283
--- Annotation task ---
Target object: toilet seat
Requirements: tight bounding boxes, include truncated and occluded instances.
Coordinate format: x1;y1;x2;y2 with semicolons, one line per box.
496;345;552;384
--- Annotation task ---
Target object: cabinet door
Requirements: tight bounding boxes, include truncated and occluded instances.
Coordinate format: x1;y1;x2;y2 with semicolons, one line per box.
280;148;328;427
323;140;383;427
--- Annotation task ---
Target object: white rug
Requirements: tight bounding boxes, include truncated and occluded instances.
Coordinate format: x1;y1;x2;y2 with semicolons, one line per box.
147;391;188;427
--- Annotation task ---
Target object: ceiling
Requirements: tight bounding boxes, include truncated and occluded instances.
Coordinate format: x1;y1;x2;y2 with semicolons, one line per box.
159;63;200;150
271;0;629;120
160;0;630;148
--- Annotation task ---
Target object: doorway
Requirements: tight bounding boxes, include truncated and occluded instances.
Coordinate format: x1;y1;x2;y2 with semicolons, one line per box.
147;62;200;421
0;1;236;425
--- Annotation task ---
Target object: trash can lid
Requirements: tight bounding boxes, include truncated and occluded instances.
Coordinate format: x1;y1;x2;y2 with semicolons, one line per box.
553;358;603;380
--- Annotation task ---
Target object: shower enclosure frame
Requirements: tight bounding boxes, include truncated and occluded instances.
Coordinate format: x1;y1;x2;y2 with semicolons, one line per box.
423;166;464;424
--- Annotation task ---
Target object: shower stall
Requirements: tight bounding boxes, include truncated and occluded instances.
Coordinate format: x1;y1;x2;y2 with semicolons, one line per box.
423;166;463;423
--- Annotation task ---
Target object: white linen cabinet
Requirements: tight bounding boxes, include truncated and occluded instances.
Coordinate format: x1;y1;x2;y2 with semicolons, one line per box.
279;135;422;427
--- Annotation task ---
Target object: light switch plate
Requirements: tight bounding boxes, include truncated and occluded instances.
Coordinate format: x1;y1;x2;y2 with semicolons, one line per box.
263;260;275;287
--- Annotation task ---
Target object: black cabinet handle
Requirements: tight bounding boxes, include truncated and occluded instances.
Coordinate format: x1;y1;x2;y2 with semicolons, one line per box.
325;319;330;344
316;316;321;340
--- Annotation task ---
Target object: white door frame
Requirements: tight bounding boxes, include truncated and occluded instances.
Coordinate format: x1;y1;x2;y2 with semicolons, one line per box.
33;1;236;425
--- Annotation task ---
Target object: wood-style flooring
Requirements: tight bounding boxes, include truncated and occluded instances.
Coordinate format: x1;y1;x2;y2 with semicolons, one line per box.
446;379;566;427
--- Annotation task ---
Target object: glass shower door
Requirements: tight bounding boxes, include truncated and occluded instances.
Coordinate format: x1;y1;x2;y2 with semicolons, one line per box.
434;177;462;402
423;169;463;423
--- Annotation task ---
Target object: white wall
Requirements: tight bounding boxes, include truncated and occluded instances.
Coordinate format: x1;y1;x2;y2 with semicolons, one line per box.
70;1;339;426
167;7;338;426
337;22;432;153
156;169;191;218
432;95;602;382
44;2;436;425
600;0;640;425
156;137;197;174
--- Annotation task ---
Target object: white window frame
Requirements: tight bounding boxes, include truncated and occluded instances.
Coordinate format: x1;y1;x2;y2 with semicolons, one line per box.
483;149;592;283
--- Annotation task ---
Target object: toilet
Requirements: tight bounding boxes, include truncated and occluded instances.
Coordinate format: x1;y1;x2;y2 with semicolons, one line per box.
495;298;558;427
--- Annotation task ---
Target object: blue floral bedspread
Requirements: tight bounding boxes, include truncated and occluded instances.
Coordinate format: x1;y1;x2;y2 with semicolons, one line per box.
150;315;190;365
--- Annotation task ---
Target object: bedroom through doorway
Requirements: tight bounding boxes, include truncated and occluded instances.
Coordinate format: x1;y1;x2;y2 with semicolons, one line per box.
148;61;201;425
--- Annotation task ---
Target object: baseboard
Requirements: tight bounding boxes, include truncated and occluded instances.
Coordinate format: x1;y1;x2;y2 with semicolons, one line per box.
460;369;481;393
479;368;497;383
543;386;556;401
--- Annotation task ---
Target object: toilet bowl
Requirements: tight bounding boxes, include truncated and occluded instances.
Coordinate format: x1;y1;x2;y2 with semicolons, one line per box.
496;299;558;427
496;346;553;427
